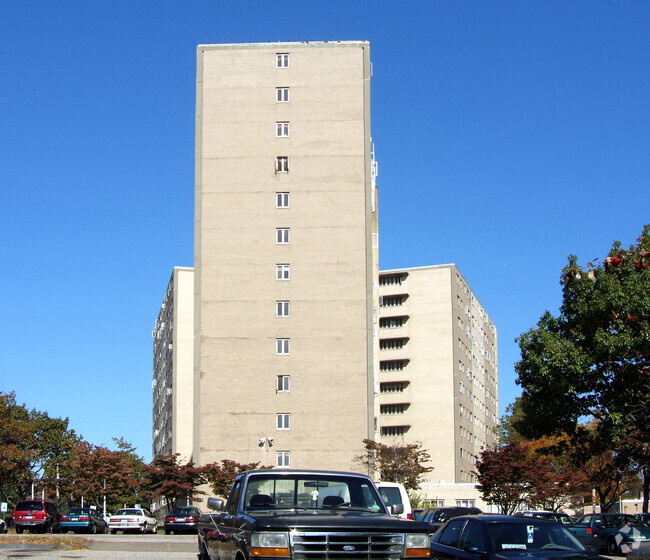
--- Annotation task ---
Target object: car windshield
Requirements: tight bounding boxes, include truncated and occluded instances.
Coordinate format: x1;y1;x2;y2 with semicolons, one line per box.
243;473;385;512
114;509;142;516
488;522;586;553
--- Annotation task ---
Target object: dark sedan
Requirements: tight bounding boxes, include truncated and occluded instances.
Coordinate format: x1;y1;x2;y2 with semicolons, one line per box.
164;506;202;534
431;515;604;560
60;508;108;534
419;506;483;532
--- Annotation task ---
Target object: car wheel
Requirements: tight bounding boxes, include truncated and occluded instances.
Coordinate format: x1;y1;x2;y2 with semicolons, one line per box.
607;537;622;556
111;529;117;534
150;522;157;534
61;529;68;534
140;522;147;533
165;528;170;535
16;527;23;534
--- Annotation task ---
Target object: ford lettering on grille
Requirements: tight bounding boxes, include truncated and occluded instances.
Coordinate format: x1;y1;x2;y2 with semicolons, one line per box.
291;532;404;560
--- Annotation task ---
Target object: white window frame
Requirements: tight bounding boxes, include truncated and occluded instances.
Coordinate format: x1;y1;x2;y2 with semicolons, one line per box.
276;300;290;317
276;228;290;244
276;451;290;467
276;87;289;102
275;156;289;173
276;122;290;137
276;338;290;355
276;264;290;280
276;375;290;392
276;192;290;208
276;413;290;430
276;53;289;68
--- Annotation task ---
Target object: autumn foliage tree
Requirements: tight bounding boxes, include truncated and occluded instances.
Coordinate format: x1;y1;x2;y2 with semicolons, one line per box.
515;225;650;511
475;443;541;514
354;439;433;492
144;454;207;511
64;441;145;512
202;460;272;498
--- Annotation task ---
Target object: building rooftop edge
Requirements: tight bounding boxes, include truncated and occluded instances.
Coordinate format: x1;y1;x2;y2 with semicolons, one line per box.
197;40;369;50
380;264;457;274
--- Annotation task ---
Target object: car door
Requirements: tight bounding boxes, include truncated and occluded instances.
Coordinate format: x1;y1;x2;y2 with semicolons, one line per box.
589;515;606;549
431;519;467;560
456;520;489;560
210;478;242;560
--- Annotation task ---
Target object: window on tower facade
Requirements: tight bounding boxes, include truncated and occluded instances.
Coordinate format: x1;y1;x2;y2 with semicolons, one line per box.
276;264;290;280
276;338;290;355
276;192;290;208
276;87;289;102
276;228;290;244
276;413;290;430
276;375;290;392
276;156;289;173
276;53;289;68
276;451;290;467
276;122;290;137
276;301;290;317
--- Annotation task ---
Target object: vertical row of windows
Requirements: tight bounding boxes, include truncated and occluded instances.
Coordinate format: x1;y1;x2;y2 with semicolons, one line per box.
275;53;290;469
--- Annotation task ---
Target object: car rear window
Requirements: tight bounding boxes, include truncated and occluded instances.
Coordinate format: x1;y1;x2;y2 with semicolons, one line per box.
16;501;43;512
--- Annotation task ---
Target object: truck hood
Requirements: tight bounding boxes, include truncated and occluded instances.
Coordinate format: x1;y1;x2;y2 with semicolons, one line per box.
245;510;430;532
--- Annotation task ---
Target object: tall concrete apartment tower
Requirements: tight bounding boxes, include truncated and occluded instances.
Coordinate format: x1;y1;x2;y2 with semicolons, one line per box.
194;42;378;471
378;265;498;508
152;267;195;461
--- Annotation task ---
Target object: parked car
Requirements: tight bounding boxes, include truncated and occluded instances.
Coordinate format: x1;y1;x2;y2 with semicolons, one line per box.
0;518;7;533
419;506;483;532
431;514;604;560
164;506;202;534
514;511;575;525
375;481;412;518
12;499;60;534
567;513;650;555
108;507;157;533
60;507;108;534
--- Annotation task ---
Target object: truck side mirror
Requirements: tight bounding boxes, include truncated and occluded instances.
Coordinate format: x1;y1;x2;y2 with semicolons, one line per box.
207;498;225;511
390;504;404;516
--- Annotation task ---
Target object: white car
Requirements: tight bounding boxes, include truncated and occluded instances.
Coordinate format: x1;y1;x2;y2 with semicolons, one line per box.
0;518;7;533
108;508;157;533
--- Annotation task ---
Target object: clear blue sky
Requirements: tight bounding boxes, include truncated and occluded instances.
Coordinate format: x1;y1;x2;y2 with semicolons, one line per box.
2;1;648;462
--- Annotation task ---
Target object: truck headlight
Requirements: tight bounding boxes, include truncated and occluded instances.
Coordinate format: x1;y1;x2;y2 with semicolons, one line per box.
405;533;431;558
251;532;290;557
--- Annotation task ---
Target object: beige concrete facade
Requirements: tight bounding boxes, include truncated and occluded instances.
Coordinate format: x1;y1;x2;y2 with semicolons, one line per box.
152;267;195;461
194;42;377;471
377;265;498;508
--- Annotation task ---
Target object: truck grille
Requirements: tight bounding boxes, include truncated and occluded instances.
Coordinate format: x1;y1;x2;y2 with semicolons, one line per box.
291;532;404;560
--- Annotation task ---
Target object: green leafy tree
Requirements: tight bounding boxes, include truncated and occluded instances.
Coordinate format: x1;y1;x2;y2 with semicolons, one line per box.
354;439;433;492
143;454;207;511
202;460;272;499
515;225;650;511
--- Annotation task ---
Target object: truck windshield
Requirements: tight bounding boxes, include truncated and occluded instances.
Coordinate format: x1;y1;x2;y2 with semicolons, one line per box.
243;474;385;512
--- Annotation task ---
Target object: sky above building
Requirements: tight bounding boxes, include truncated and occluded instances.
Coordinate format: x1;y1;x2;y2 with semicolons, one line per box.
2;1;648;462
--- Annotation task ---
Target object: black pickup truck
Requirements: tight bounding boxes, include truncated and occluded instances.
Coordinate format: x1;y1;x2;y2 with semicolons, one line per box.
197;469;432;560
